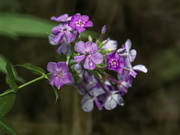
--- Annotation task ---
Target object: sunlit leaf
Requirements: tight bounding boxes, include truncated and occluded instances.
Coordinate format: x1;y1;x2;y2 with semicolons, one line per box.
0;93;16;116
0;115;17;135
17;63;45;75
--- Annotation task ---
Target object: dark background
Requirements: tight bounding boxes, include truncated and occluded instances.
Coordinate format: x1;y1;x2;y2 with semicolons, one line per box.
0;0;180;135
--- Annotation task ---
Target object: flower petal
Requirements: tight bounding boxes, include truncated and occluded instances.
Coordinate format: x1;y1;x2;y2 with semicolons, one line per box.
133;64;148;73
62;72;71;84
53;32;64;44
57;62;69;73
85;20;93;27
125;39;132;52
51;26;62;35
81;96;94;112
84;57;96;70
91;52;103;64
75;41;86;54
129;49;137;62
48;34;58;46
47;62;58;73
65;31;76;44
103;95;117;110
86;41;98;54
76;27;86;33
81;15;89;22
74;55;86;63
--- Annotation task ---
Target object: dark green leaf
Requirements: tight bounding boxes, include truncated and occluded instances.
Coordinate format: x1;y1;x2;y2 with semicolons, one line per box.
0;93;16;116
60;53;67;62
0;55;24;83
0;115;17;135
6;62;18;91
52;85;59;102
17;63;45;75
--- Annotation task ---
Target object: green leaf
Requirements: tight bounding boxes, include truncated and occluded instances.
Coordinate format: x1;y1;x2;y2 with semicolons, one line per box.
6;62;18;91
0;13;57;38
0;55;24;83
52;85;59;102
0;93;16;116
0;115;17;135
17;63;45;75
60;53;67;62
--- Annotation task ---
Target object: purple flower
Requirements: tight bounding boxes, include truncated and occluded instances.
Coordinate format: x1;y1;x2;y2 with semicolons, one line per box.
68;14;93;33
74;41;103;70
56;42;71;55
81;87;105;112
51;14;71;22
51;23;77;44
103;91;124;110
47;62;71;89
106;51;125;75
101;25;106;34
130;64;148;78
100;38;117;51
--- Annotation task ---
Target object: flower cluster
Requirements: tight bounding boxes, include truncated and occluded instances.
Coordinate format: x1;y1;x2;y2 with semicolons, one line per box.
47;13;147;112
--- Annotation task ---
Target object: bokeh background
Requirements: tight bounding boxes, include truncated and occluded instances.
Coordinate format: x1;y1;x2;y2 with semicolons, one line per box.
0;0;180;135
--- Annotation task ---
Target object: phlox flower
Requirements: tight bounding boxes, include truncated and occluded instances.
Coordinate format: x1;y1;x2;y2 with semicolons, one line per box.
74;41;103;70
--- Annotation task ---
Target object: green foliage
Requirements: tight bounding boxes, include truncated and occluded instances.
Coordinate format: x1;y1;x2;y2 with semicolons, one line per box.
0;93;16;116
17;63;45;75
0;13;99;39
0;115;17;135
52;85;59;102
0;13;56;38
6;62;18;91
0;55;24;83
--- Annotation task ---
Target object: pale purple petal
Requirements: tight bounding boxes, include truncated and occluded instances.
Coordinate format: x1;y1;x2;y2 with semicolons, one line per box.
62;72;71;84
75;41;86;54
130;70;137;78
133;65;148;73
49;74;59;84
91;52;103;64
125;39;132;52
129;49;137;62
84;57;96;70
48;34;58;46
81;96;94;112
85;21;93;27
64;31;76;43
103;95;117;110
112;93;124;106
74;55;86;64
81;15;89;22
101;25;106;34
101;40;117;51
116;67;123;75
51;26;62;35
56;43;70;55
53;33;64;44
85;41;98;53
57;62;69;73
47;62;58;73
51;14;69;22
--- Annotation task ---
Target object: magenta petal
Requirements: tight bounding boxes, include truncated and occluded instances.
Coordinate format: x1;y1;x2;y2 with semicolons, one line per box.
81;15;89;22
76;27;86;33
75;41;86;54
68;21;76;28
47;62;58;73
51;26;62;35
53;33;64;44
116;67;123;75
84;57;96;70
94;98;103;110
85;21;93;27
91;52;103;64
74;55;86;63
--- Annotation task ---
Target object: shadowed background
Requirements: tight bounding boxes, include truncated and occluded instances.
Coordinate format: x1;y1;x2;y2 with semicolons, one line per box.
0;0;180;135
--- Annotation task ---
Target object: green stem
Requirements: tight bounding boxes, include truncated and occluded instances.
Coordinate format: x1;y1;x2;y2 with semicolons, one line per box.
0;73;50;97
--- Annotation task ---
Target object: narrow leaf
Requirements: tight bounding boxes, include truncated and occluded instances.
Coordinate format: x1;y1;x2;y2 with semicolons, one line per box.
6;62;18;91
52;85;59;102
0;115;17;135
0;93;16;116
17;63;45;75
